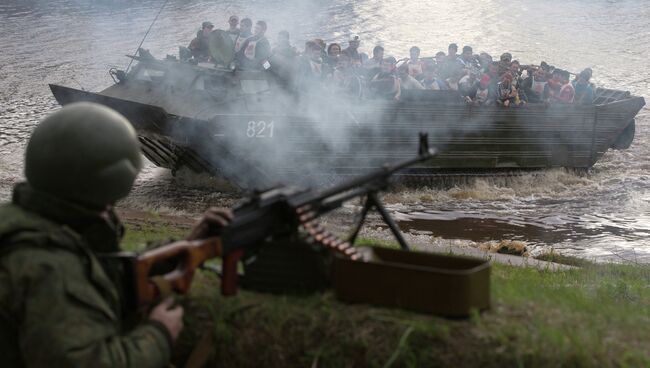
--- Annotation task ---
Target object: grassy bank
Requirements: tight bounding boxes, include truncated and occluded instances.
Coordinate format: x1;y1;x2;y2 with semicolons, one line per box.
123;217;650;367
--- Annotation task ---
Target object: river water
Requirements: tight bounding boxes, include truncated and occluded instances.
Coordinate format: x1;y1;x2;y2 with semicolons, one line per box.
1;0;649;262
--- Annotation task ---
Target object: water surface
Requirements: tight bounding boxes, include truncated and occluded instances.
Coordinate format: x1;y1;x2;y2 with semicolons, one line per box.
1;0;649;262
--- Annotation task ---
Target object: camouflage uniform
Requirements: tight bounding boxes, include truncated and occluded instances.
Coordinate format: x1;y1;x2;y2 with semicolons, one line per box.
0;184;172;368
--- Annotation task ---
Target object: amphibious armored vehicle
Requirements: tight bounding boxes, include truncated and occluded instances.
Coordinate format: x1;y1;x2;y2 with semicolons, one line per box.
50;47;645;188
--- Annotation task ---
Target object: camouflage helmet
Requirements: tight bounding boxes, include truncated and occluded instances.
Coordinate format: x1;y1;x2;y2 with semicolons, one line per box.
25;102;142;207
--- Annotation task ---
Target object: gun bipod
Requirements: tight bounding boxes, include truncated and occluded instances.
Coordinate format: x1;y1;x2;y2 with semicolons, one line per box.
296;188;411;262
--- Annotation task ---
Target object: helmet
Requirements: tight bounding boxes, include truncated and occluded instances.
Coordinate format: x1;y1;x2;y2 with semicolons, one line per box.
25;102;142;207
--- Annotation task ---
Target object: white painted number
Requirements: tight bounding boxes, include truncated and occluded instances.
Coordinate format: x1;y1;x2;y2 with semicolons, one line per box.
246;121;255;137
246;121;275;138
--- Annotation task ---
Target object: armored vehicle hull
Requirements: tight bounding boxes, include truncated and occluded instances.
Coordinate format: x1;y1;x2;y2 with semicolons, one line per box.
50;57;645;187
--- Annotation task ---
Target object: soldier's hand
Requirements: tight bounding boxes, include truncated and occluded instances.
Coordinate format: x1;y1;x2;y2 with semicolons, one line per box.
187;207;233;240
149;297;184;341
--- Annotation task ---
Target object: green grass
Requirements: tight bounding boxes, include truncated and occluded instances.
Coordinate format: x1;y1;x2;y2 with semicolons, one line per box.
356;237;401;249
174;263;650;368
534;250;595;267
121;218;189;251
122;217;650;367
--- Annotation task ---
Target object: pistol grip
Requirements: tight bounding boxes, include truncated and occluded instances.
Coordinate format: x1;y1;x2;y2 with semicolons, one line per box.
221;249;244;296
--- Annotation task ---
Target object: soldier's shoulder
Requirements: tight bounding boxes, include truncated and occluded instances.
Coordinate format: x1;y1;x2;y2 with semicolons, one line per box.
0;202;81;251
0;202;29;218
1;240;79;275
0;202;57;233
0;203;82;277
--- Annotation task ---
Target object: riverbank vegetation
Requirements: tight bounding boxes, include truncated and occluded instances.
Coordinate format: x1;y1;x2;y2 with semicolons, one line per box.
123;214;650;367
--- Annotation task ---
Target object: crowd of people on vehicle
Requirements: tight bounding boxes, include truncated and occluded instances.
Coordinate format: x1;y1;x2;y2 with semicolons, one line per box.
188;17;596;105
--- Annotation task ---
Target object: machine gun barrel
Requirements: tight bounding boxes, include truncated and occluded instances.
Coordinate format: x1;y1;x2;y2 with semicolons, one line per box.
292;134;436;212
314;151;434;202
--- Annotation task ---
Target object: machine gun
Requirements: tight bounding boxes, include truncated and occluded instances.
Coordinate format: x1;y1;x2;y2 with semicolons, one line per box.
126;134;435;307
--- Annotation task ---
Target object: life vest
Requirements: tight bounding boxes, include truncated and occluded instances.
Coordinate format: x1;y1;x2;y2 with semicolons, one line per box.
244;38;259;60
235;34;251;52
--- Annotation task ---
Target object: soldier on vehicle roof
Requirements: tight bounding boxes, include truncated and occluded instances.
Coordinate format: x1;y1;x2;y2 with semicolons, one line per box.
234;18;253;52
226;15;240;42
236;20;271;70
0;102;232;367
188;21;213;61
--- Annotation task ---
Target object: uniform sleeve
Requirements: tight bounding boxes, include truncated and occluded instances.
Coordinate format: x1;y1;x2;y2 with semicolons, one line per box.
8;249;172;368
256;38;272;62
189;37;199;50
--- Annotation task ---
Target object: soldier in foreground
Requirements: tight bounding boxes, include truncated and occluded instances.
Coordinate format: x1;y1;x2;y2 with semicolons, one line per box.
0;102;231;367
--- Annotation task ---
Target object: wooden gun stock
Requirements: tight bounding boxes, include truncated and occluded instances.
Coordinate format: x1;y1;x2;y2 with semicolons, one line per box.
133;237;245;306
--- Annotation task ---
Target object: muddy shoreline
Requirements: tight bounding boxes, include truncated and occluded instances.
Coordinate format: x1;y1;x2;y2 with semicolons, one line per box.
116;186;574;271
